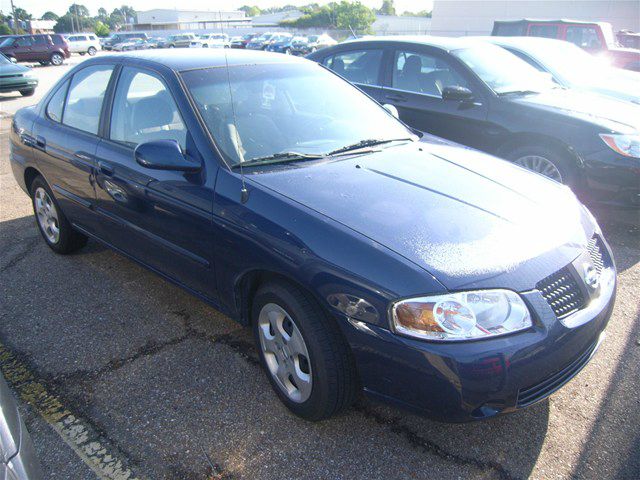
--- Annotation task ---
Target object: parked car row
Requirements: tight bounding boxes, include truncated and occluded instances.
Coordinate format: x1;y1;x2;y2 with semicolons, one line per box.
246;32;337;54
307;36;640;207
9;48;619;423
0;34;70;66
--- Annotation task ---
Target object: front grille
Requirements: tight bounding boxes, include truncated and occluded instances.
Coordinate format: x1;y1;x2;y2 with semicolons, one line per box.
587;236;605;275
517;339;598;408
536;267;586;319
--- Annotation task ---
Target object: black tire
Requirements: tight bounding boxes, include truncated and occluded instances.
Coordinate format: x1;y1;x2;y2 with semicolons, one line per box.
39;60;50;66
50;52;64;66
30;176;87;254
88;47;97;55
504;144;577;186
252;281;357;421
79;52;85;56
19;89;35;97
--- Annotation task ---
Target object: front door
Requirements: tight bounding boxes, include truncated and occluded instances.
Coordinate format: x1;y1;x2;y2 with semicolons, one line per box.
93;66;217;299
381;47;489;149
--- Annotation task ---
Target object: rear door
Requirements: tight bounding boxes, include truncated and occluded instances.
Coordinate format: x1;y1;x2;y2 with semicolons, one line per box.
320;47;387;102
380;46;489;147
31;35;50;60
32;64;115;231
93;65;217;299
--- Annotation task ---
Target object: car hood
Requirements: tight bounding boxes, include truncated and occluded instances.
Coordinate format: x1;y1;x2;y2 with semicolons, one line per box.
249;141;595;291
510;88;640;131
0;62;29;76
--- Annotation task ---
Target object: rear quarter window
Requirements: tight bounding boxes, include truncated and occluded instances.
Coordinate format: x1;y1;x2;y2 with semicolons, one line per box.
46;80;69;123
51;35;65;45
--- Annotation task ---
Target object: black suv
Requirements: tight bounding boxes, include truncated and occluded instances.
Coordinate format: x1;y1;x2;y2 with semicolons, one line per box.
308;37;640;207
0;34;70;66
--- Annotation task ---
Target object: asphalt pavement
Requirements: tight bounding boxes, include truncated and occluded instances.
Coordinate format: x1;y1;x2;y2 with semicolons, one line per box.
0;54;638;480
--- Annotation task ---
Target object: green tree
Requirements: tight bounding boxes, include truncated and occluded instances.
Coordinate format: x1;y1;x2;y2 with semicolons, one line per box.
379;0;396;15
0;23;12;35
54;13;94;33
41;11;59;21
68;4;90;17
335;1;375;32
94;20;109;36
12;7;33;21
402;10;432;17
239;5;261;17
97;7;108;20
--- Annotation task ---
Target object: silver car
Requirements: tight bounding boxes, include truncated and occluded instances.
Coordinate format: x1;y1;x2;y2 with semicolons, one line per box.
0;373;42;479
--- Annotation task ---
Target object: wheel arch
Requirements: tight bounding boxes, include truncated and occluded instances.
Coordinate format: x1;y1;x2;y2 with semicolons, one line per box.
24;166;42;193
495;132;583;167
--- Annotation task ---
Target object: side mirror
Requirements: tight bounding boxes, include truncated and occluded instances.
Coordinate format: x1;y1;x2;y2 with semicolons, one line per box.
134;139;200;172
382;103;399;119
442;86;474;102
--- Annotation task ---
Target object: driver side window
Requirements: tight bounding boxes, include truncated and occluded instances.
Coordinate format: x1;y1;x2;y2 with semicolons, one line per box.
392;50;468;97
110;67;186;149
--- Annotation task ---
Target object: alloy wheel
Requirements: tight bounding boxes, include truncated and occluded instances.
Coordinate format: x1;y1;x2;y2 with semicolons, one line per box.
51;53;63;66
514;155;563;183
34;187;60;244
258;303;313;403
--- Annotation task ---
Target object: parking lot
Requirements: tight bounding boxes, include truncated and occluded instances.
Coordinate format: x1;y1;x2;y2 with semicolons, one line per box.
1;53;639;480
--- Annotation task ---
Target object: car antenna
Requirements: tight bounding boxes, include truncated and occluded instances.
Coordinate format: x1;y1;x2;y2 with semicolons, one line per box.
220;11;249;203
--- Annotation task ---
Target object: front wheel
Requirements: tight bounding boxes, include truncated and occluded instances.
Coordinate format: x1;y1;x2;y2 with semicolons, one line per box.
19;88;35;97
87;47;97;56
30;176;87;254
252;281;357;421
505;144;575;185
79;52;85;56
50;52;64;66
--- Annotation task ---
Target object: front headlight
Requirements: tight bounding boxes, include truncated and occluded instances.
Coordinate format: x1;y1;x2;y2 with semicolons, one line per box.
391;290;532;341
599;133;640;158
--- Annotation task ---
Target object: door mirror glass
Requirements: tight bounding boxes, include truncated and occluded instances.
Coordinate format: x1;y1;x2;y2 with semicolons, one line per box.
382;103;399;118
441;85;474;102
134;139;200;172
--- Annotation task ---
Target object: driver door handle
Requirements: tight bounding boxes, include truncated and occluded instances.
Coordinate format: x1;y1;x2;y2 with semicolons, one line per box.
98;161;114;176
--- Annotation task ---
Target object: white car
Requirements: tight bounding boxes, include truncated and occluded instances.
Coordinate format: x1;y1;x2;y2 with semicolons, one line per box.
64;34;100;56
190;33;230;48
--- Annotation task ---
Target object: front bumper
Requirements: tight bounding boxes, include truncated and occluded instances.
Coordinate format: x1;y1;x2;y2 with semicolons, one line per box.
581;148;640;208
338;243;616;422
0;78;37;93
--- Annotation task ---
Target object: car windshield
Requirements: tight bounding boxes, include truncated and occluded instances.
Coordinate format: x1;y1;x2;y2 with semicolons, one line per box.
182;62;413;166
452;44;556;95
0;37;15;47
520;41;640;88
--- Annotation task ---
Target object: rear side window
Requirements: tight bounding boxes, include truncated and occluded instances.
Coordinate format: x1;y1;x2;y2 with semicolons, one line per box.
46;80;69;123
33;35;47;45
110;67;186;148
15;37;32;47
493;23;525;36
63;65;114;134
392;50;468;96
528;25;559;39
323;49;383;86
566;26;602;49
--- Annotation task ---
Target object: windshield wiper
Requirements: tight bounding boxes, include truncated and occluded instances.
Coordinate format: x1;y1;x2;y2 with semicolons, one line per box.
231;152;324;169
328;138;415;156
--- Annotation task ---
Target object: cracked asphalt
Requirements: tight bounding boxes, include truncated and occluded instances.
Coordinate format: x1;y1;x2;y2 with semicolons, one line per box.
1;64;639;479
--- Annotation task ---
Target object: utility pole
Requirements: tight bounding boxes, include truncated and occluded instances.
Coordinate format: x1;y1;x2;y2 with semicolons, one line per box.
10;0;18;33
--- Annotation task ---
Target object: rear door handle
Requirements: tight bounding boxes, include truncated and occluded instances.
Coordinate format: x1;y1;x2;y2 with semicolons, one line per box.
98;161;114;176
36;136;46;148
75;152;92;161
385;94;407;103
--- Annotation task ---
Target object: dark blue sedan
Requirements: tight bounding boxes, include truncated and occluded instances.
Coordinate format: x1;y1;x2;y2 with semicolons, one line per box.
9;50;615;421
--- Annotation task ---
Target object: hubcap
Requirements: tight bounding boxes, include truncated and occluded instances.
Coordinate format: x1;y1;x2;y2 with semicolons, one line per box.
514;155;563;183
34;187;60;244
258;303;312;403
52;54;62;65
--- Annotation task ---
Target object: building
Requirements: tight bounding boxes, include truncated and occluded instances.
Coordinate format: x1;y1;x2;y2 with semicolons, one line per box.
373;15;431;35
134;9;249;31
28;20;56;34
430;0;640;36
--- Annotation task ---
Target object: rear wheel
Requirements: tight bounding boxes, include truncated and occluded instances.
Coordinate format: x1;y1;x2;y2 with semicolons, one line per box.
19;89;35;97
79;52;85;56
30;176;87;254
505;144;576;186
284;48;292;55
39;60;50;66
87;46;97;56
252;281;357;421
50;52;64;66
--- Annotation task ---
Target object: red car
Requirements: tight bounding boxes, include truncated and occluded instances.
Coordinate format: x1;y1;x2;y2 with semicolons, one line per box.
0;34;71;66
492;19;640;71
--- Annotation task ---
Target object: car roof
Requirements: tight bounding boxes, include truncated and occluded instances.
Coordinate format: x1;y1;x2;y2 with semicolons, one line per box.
473;36;571;49
93;49;309;72
341;35;481;52
493;19;610;27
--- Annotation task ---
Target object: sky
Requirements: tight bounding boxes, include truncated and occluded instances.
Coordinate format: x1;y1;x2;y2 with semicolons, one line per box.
5;0;434;19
